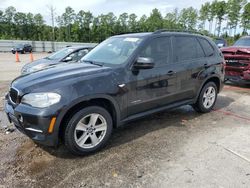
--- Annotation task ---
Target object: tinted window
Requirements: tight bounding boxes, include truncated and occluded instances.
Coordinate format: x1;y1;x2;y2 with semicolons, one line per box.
199;38;214;57
139;37;171;67
175;37;205;62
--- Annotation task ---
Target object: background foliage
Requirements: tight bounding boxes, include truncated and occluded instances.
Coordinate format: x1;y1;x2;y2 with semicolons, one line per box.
0;0;249;44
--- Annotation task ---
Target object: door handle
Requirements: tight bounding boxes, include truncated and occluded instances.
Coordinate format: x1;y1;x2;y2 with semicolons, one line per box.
167;71;176;76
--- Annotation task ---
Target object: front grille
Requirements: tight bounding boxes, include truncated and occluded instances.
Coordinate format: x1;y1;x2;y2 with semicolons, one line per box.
9;88;19;103
225;60;248;67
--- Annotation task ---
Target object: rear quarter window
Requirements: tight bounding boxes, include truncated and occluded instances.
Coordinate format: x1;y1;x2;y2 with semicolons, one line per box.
174;36;205;62
198;38;215;57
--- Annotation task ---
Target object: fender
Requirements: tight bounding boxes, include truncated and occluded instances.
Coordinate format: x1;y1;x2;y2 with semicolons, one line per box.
53;94;121;139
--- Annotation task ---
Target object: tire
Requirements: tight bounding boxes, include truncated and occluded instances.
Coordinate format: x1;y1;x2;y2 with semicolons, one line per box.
21;50;25;54
192;82;218;113
64;106;113;155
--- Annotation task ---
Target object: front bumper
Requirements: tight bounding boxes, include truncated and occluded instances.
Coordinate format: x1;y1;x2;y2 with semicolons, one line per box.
4;101;60;146
225;69;250;84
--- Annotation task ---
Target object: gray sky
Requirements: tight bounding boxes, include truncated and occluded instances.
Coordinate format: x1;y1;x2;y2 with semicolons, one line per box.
0;0;214;24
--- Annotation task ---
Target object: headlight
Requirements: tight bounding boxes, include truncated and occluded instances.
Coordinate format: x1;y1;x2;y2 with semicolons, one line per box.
21;93;61;108
26;64;46;73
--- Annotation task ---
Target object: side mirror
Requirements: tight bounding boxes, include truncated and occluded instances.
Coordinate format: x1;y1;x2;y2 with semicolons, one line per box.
133;57;154;70
64;56;73;62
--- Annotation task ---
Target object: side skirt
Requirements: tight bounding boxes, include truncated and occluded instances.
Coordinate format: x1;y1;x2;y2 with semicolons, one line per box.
119;99;194;126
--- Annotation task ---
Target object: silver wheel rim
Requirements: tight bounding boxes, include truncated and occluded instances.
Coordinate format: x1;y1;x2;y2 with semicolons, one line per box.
202;86;216;109
74;113;107;149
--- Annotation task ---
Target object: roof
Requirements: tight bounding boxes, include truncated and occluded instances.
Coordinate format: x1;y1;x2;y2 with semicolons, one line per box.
113;31;204;38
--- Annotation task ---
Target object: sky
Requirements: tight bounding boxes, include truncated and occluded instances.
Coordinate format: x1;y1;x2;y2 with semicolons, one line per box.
0;0;213;24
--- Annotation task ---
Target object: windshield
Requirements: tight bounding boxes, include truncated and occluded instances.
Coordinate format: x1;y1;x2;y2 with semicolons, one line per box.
15;44;24;48
47;48;74;60
82;37;143;66
233;38;250;47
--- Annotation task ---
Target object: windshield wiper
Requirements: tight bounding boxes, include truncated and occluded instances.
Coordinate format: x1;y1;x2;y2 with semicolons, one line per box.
82;60;103;67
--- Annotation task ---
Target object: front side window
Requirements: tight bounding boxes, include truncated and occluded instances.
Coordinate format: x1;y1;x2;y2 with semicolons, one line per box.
175;36;205;62
82;37;142;66
69;49;89;62
138;37;171;67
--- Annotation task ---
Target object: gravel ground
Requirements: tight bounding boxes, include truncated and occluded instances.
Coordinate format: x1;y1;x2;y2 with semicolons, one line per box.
0;53;250;187
0;52;48;81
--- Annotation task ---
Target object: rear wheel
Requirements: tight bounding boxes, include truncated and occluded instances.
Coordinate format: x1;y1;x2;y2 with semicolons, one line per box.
64;106;113;155
192;82;218;113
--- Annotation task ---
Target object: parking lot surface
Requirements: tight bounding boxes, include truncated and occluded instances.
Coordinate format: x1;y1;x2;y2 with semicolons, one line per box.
0;53;250;187
0;52;47;81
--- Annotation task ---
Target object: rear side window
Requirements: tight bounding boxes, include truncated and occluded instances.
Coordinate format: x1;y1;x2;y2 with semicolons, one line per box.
198;38;214;57
175;36;205;62
139;37;171;67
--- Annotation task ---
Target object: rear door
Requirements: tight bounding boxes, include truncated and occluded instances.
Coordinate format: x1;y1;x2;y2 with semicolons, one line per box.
172;36;207;99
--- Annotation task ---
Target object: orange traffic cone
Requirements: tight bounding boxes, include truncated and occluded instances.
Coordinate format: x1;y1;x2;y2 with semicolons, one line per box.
30;52;34;62
15;51;20;63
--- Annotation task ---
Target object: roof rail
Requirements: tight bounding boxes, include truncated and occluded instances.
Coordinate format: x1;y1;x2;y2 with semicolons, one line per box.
153;29;204;35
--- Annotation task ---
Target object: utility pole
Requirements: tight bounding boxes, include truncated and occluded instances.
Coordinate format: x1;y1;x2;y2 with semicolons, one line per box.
47;5;56;51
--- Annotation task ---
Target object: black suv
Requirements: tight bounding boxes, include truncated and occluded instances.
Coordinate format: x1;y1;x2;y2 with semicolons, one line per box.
5;30;225;155
12;44;32;54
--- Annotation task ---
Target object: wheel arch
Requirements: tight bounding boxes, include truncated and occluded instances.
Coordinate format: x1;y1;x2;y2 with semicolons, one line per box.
56;95;120;142
194;75;222;103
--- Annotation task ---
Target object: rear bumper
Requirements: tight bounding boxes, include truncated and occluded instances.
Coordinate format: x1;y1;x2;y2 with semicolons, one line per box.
4;101;59;146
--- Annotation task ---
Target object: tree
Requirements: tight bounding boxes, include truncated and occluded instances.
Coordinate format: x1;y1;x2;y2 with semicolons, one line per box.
58;7;76;41
146;8;163;31
227;0;247;35
241;3;250;34
179;7;198;30
204;2;214;33
34;14;45;40
164;8;182;29
76;10;93;42
4;6;16;38
199;2;210;31
128;14;138;32
117;13;129;34
214;0;227;36
13;12;28;39
138;15;148;32
0;5;248;42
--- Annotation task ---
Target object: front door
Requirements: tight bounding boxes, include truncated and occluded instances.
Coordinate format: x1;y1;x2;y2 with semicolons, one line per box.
126;36;178;116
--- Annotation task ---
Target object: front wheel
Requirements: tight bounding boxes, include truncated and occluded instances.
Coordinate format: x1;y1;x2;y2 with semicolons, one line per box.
192;82;218;113
64;106;113;155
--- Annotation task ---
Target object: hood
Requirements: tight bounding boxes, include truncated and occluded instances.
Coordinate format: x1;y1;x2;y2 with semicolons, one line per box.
221;46;250;54
12;63;111;94
21;58;59;73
